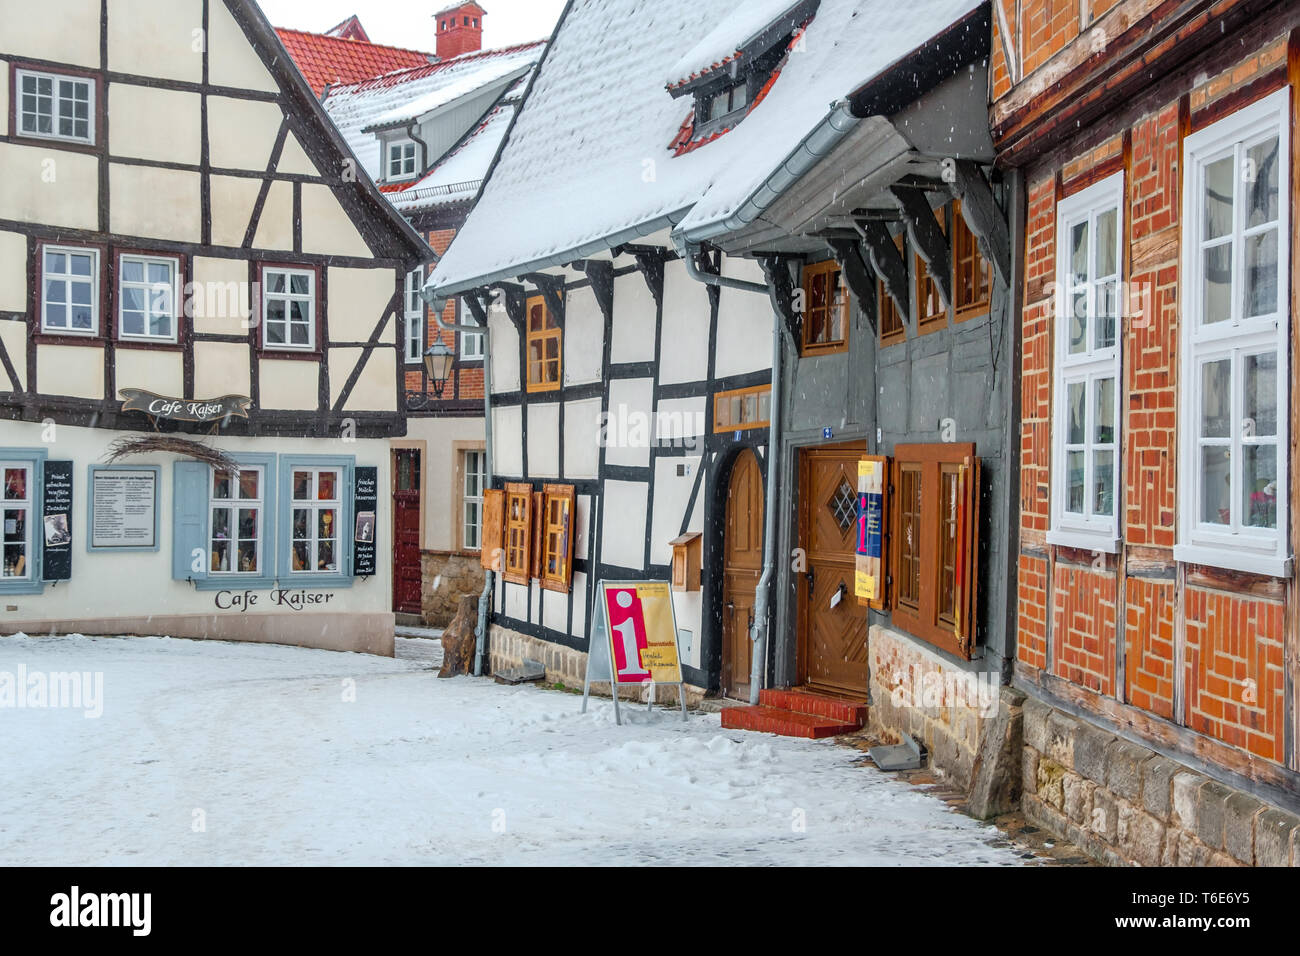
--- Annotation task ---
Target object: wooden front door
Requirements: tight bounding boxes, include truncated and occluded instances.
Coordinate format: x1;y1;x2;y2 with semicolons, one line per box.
393;449;422;615
799;444;869;696
722;448;764;700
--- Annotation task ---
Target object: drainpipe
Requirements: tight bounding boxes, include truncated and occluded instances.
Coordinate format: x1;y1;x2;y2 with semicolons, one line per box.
681;247;784;706
425;289;495;677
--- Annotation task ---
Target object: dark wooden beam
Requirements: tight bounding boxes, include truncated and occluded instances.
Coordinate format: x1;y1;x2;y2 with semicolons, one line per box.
462;289;490;327
583;260;615;324
633;250;668;311
827;238;877;336
759;256;800;346
891;185;951;311
492;281;527;335
948;160;1011;288
521;272;567;326
856;219;909;327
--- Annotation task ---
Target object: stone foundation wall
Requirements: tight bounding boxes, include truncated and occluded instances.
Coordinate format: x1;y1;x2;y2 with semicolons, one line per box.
868;625;1023;817
421;552;486;626
1021;697;1300;866
488;624;707;706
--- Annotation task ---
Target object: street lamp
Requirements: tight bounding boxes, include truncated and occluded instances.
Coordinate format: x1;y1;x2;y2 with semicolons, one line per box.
424;340;455;398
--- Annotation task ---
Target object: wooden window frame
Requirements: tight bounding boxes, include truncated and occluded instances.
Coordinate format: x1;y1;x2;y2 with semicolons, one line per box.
502;482;533;584
39;243;101;338
11;65;98;147
525;294;562;393
915;209;948;334
404;268;425;365
255;262;324;359
540;483;576;593
713;384;772;434
951;201;992;322
115;250;184;347
878;233;907;346
889;442;980;660
799;259;850;355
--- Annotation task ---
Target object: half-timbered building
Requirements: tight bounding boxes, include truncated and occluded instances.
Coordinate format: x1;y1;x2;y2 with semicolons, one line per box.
998;0;1300;863
0;0;430;654
282;10;545;626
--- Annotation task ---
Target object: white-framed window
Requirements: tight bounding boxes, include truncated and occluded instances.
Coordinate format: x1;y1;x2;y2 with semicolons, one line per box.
209;467;264;575
16;69;94;144
262;267;315;351
290;467;341;574
1049;173;1123;552
41;246;99;335
1177;88;1291;577
405;268;425;364
118;255;179;342
459;298;485;360
387;139;418;181
1;463;33;580
463;450;486;551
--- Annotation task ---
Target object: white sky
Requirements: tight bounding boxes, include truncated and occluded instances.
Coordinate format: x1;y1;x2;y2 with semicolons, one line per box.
255;0;567;51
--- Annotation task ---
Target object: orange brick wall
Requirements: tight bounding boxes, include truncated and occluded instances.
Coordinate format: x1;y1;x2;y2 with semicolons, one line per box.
405;227;486;407
1019;0;1079;77
1012;30;1296;770
1125;576;1175;720
1184;589;1286;762
1051;564;1117;695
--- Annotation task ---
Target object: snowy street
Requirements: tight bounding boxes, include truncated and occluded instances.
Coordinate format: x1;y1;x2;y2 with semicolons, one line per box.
0;634;1029;866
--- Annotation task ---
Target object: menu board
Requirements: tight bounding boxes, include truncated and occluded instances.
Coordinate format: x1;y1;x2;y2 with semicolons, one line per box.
91;469;157;549
41;461;74;581
352;466;378;576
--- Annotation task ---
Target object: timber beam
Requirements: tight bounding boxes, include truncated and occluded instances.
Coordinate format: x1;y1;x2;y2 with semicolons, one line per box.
856;219;910;328
826;238;878;337
947;160;1012;288
891;185;951;311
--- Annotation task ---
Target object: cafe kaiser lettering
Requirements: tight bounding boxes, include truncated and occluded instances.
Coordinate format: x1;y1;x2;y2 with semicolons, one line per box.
215;589;336;612
120;389;253;423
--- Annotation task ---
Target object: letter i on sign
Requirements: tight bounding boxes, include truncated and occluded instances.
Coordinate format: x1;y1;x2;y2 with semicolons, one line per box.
606;588;651;680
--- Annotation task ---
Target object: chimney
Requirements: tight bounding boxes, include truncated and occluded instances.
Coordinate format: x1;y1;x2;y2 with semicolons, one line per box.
435;2;485;60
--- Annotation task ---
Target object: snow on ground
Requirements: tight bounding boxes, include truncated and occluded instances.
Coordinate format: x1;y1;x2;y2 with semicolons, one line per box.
0;634;1026;866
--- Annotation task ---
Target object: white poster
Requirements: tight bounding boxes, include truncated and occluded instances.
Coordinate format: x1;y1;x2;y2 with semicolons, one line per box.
92;470;157;549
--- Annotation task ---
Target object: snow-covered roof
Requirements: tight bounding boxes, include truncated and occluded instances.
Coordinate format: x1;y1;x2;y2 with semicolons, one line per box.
321;42;544;179
430;0;984;295
666;0;812;90
389;77;529;214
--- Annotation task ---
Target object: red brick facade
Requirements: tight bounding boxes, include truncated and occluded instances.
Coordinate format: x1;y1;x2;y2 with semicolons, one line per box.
405;227;486;410
999;1;1300;787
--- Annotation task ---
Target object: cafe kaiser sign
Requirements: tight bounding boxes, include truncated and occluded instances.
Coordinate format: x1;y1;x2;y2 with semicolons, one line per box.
119;389;253;424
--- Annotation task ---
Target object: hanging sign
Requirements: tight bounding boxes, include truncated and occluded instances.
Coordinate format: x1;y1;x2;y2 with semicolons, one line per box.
582;580;687;724
352;466;378;577
119;389;253;424
855;457;887;609
41;461;74;582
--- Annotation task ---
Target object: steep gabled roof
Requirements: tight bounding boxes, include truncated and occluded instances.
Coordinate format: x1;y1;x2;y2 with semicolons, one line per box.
325;15;371;42
275;27;433;97
320;42;544;178
430;0;986;294
666;0;817;92
228;0;432;263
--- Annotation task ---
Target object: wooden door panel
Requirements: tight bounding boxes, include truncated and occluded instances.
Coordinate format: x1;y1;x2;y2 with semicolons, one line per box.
799;445;869;695
722;449;763;700
392;450;422;615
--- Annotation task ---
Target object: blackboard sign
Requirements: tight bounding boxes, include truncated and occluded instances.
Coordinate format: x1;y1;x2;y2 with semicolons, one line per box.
353;466;378;577
42;460;74;581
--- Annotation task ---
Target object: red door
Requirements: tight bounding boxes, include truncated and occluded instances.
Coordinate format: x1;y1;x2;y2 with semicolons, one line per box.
393;450;422;615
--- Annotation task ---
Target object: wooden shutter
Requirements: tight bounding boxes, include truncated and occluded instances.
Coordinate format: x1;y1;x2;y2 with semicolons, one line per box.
541;484;576;592
952;454;981;658
502;482;532;584
172;461;210;581
530;490;545;580
480;488;505;571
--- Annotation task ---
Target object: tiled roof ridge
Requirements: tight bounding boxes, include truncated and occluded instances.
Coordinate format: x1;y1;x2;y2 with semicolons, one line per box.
274;25;435;61
325;39;546;95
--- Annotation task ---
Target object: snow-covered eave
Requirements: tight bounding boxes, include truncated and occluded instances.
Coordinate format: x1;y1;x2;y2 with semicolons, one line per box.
676;100;859;244
361;64;534;134
426;209;689;302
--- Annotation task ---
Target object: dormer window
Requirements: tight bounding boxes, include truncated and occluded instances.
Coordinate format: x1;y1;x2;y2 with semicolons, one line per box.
387;140;418;181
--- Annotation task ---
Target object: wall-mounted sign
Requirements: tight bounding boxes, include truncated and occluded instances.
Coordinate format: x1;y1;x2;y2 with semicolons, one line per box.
353;466;378;577
119;389;253;423
582;580;688;724
91;468;157;550
855;456;887;609
41;461;73;581
214;589;337;612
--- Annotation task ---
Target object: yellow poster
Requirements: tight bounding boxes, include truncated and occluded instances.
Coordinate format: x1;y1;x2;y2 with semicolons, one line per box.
601;581;683;684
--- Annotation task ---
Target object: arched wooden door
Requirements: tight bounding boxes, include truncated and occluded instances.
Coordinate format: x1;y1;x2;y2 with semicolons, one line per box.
799;444;869;696
721;449;764;700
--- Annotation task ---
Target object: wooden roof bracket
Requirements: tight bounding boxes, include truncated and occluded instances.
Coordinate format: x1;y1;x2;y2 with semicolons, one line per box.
946;160;1012;288
521;273;567;328
758;255;801;349
891;185;951;311
490;281;527;335
826;237;878;337
855;219;911;332
581;260;615;324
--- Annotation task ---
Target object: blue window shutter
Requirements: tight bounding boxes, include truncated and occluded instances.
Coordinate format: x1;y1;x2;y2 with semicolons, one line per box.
172;461;209;581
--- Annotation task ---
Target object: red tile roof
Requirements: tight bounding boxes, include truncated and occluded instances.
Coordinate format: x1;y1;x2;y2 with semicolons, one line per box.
275;28;434;97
